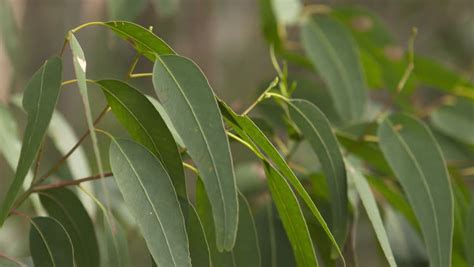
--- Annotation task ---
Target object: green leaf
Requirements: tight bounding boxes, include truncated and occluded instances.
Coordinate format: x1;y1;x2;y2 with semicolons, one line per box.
264;163;318;267
109;139;191;266
184;202;211;267
104;21;175;60
0;57;62;226
97;79;186;198
153;55;238;251
301;15;367;123
146;95;185;147
99;213;130;267
287;99;348;245
465;197;474;266
346;163;396;267
378;113;454;267
258;0;282;49
39;188;100;267
218;101;344;262
107;0;147;21
195;180;261;267
430;97;474;144
69;34;106;204
29;216;75;267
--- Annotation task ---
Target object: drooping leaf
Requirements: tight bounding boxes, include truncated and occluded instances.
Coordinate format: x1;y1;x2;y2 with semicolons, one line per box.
104;21;175;60
219;100;345;262
39;188;100;267
184;202;211;267
109;139;191;266
346;163;397;267
378;113;454;267
430;97;474;144
69;34;106;207
287;99;348;245
0;57;62;225
153;55;238;251
146;95;185;147
301;15;367;123
264;163;318;267
29;217;75;267
107;0;147;21
195;180;234;266
97;79;186;198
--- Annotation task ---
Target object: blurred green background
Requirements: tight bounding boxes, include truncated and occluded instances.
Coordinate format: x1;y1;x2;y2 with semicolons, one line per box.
0;0;472;266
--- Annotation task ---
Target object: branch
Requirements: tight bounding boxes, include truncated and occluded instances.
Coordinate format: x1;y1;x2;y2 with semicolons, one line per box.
32;172;113;192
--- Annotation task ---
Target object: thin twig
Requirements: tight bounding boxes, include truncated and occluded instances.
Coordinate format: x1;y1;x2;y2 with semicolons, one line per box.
36;106;110;185
32;172;113;192
241;77;279;116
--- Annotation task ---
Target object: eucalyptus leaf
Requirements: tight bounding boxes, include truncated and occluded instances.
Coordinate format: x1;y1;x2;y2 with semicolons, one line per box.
39;188;100;267
97;79;186;198
301;15;367;123
264;163;318;267
430;97;474;144
109;139;191;267
29;217;75;267
346;163;396;267
185;202;211;267
287;99;348;245
0;57;62;225
100;213;130;267
219;100;345;261
146;95;185;147
153;55;238;251
104;21;175;60
378;113;454;267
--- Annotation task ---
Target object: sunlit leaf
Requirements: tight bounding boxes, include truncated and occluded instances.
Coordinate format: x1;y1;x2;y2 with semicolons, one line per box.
264;162;318;267
153;55;238;251
29;217;74;267
219;100;344;262
301;15;367;123
109;139;191;266
39;188;100;267
287;99;348;245
378;113;454;267
430;97;474;144
97;79;186;198
0;57;62;226
346;163;397;267
104;21;175;60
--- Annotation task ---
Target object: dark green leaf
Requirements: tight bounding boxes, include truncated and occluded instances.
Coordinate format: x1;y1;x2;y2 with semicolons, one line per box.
109;139;191;266
29;217;74;267
39;188;100;267
184;202;211;267
346;163;396;267
301;15;367;123
97;79;186;198
218;100;344;261
430;97;474;144
104;21;175;60
0;57;62;225
378;113;454;267
258;0;282;49
153;55;238;251
287;99;348;245
264;163;318;267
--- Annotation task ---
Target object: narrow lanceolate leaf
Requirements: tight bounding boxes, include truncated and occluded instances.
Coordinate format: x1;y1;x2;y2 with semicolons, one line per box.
264;163;318;267
287;99;348;245
378;114;454;267
0;57;62;225
184;202;211;267
346;163;397;267
69;33;107;210
301;15;367;123
97;79;186;198
153;55;238;251
109;139;191;266
219;101;345;263
29;217;74;267
147;96;185;147
104;21;175;60
39;188;100;267
430;97;474;144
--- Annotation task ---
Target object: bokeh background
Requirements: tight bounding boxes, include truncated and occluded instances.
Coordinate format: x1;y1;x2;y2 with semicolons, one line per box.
0;0;473;266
